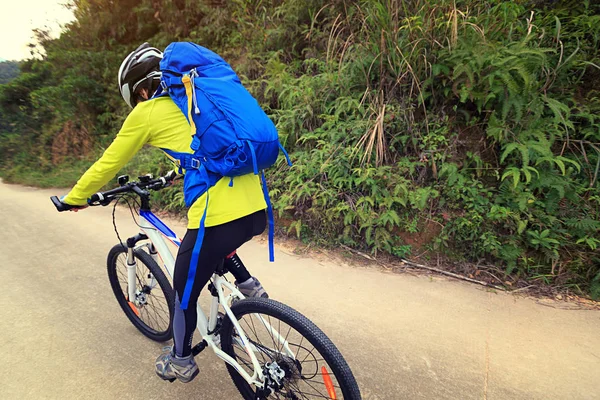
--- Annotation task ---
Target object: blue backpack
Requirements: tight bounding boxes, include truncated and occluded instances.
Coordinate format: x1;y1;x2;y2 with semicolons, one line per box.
154;42;290;309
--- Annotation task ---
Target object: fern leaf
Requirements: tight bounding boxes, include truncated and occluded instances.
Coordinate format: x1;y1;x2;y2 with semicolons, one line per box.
556;156;581;173
502;167;521;188
544;97;571;127
501;143;520;164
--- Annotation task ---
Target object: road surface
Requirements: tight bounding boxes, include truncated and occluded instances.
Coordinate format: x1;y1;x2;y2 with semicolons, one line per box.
1;181;599;399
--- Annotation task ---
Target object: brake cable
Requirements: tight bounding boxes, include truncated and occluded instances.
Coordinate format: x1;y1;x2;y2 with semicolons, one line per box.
112;196;125;247
108;177;174;248
111;193;144;247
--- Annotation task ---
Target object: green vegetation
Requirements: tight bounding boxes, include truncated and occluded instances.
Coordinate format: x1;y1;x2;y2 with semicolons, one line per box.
0;61;20;84
1;0;599;297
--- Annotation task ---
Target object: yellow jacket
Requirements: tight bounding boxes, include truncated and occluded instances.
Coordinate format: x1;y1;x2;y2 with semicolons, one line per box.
64;97;266;228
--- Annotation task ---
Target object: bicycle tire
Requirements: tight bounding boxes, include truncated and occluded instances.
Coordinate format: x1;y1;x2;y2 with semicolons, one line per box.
107;244;174;342
220;297;361;399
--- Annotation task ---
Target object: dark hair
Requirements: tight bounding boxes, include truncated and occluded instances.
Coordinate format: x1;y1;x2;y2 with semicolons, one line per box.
133;76;161;106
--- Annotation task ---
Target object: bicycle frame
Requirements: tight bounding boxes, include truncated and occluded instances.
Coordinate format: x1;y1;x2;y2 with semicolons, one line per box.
126;209;295;389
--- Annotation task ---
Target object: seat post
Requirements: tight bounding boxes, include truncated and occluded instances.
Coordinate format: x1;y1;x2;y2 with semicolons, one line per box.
214;259;229;276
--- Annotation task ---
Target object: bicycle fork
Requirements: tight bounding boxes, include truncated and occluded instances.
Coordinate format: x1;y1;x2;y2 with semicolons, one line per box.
126;248;137;302
125;233;158;305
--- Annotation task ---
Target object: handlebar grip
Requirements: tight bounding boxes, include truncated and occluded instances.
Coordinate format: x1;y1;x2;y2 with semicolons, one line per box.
50;196;73;212
165;170;178;181
88;193;102;204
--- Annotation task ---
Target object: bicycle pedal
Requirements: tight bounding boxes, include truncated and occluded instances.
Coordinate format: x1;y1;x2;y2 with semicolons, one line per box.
191;340;208;356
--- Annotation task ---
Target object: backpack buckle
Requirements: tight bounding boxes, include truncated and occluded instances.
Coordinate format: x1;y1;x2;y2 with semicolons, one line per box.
174;156;200;170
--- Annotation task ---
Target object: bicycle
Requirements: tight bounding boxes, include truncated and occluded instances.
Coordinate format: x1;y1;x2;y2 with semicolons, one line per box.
51;172;362;400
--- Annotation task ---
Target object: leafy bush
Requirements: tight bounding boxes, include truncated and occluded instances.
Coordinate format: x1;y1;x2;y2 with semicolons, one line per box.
1;0;599;297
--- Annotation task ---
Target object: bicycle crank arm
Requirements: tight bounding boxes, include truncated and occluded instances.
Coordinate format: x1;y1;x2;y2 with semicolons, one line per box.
191;340;208;356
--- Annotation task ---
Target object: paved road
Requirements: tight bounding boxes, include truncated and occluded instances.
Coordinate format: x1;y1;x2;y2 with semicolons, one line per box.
1;181;599;399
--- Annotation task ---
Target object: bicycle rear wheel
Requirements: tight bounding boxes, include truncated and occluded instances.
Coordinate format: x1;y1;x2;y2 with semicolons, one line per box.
107;244;174;342
220;298;361;399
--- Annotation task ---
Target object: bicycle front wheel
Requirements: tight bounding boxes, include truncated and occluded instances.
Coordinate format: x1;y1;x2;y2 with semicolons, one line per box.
107;244;174;342
220;298;361;399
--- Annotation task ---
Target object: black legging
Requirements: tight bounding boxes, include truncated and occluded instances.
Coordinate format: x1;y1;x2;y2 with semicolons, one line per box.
172;210;266;357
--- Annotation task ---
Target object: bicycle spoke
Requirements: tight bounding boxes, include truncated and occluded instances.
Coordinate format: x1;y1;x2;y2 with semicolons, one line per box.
149;307;164;331
146;294;168;331
281;324;293;354
277;317;282;355
295;335;305;360
286;380;312;400
243;314;260;340
233;317;264;369
299;366;342;383
247;314;269;365
116;261;127;282
295;378;331;399
147;296;169;328
224;308;352;400
285;377;332;400
241;316;268;365
304;358;326;363
300;378;342;390
148;299;169;324
232;343;255;369
147;291;169;316
117;258;134;297
137;289;155;328
266;315;279;357
300;345;318;364
141;304;158;330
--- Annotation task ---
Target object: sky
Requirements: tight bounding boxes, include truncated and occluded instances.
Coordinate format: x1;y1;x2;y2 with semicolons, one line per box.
0;0;75;61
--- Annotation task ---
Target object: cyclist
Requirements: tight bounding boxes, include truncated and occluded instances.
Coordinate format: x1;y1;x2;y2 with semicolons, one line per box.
59;43;269;383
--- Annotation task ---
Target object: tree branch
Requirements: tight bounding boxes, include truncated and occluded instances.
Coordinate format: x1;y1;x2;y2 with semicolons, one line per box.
399;258;506;291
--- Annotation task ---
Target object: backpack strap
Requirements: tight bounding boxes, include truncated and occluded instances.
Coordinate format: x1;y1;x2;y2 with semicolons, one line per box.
180;165;210;310
279;143;293;166
261;171;275;262
189;69;201;115
247;140;259;175
258;146;291;261
182;73;198;135
160;148;202;173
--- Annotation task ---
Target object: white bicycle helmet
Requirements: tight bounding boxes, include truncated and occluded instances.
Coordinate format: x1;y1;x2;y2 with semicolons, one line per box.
118;43;163;108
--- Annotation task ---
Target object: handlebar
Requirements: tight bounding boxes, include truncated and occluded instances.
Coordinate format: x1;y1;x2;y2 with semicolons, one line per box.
50;195;74;212
51;171;179;212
